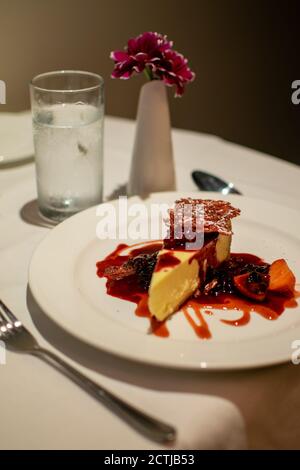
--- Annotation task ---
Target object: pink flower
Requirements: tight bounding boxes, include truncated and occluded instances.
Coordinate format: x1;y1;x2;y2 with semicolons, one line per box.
155;49;195;97
110;32;195;96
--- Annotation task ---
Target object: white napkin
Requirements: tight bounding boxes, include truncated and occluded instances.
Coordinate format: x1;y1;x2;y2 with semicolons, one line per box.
0;111;33;164
120;387;248;449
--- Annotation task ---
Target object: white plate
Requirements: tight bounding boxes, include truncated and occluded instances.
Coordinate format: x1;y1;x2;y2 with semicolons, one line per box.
29;192;300;370
0;111;34;166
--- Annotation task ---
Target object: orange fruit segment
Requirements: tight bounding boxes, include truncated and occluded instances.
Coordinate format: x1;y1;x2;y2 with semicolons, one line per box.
268;259;296;295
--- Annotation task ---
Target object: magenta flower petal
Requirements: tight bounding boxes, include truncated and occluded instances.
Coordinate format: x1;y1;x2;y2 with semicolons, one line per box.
135;52;149;62
110;50;129;62
127;38;138;54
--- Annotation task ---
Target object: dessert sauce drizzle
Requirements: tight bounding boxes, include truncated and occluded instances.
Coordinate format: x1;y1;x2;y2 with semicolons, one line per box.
96;243;298;340
155;252;180;272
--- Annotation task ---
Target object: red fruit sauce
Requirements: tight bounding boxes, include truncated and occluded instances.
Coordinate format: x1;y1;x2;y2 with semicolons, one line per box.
154;252;181;272
96;243;299;340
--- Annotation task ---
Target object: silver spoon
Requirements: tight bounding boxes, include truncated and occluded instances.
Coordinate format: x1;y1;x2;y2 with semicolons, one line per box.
192;170;242;195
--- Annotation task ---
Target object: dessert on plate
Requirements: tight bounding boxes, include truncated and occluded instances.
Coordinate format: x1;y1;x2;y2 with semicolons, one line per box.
96;198;297;339
148;198;240;321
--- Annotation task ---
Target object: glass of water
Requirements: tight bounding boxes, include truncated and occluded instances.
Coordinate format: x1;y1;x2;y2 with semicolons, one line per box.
30;70;104;222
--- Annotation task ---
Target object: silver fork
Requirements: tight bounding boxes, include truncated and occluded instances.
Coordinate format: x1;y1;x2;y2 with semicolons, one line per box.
0;299;176;444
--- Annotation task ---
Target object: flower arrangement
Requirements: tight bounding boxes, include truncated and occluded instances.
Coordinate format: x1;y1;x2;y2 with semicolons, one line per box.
110;32;195;97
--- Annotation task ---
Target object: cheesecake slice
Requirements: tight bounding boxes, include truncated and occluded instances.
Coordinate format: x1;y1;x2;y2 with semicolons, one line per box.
148;198;240;321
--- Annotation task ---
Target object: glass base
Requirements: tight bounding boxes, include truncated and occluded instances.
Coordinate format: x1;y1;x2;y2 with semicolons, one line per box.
38;198;86;223
38;206;78;223
37;192;103;223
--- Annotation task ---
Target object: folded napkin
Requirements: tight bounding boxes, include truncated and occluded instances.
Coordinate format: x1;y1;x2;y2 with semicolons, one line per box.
110;383;248;450
0;111;33;164
166;393;247;449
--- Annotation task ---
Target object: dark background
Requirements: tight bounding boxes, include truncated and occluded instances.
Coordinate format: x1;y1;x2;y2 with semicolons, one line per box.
1;0;300;165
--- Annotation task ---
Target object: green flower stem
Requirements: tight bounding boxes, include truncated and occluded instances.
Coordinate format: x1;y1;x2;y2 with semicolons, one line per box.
144;67;154;81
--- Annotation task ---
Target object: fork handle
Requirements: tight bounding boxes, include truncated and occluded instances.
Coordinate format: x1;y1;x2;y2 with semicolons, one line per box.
31;347;176;444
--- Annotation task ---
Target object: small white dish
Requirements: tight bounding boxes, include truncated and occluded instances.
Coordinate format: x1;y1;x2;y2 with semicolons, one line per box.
29;192;300;370
0;111;34;166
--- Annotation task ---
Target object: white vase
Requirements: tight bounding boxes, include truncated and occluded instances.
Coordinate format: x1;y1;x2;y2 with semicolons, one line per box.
127;80;176;197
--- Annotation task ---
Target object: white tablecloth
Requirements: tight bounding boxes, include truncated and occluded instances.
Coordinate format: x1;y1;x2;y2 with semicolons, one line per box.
1;115;300;450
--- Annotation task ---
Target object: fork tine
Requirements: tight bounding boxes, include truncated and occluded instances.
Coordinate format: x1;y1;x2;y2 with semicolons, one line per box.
0;307;9;328
0;299;20;325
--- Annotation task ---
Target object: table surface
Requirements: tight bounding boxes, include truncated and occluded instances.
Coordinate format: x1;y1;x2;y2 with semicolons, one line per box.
1;115;300;450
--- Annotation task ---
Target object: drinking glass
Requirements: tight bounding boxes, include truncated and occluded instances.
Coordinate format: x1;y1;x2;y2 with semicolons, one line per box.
30;70;104;222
